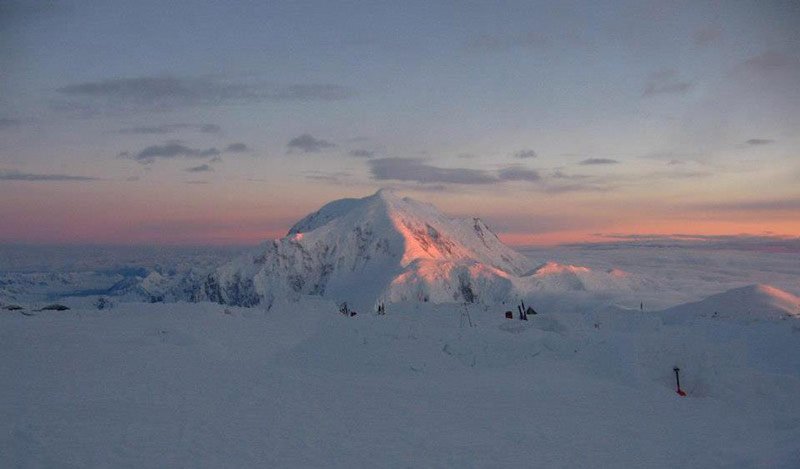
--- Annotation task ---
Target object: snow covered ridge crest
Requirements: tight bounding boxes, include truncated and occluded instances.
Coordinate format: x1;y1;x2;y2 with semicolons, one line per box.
132;189;655;310
659;284;800;323
192;189;534;309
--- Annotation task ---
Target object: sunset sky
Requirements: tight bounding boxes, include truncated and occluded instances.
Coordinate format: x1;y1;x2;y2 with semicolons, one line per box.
1;0;798;245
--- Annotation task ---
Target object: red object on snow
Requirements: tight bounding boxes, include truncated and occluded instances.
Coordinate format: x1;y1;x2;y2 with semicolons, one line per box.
677;389;687;397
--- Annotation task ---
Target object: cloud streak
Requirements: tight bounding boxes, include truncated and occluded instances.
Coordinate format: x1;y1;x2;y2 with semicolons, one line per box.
643;69;692;97
54;76;355;113
349;149;375;158
303;170;352;183
185;164;213;173
693;198;800;212
0;118;21;129
577;234;800;254
513;149;537;159
466;32;549;52
579;158;619;165
744;138;773;146
369;158;498;185
121;140;253;164
741;51;793;72
128;142;220;163
0;170;97;181
118;123;221;135
693;27;721;46
287;134;336;153
369;158;549;186
365;158;619;192
497;165;541;182
225;143;249;153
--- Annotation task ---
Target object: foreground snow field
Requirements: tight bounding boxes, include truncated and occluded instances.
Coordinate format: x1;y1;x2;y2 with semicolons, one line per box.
1;191;798;467
2;298;799;467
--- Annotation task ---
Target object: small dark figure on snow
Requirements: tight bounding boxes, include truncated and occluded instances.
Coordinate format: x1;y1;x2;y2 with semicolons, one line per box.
95;297;113;310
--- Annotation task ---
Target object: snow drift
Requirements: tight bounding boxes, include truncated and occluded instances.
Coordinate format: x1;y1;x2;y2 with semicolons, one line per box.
660;284;800;324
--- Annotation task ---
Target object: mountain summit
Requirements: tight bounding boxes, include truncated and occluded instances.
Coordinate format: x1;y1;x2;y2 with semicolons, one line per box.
200;189;532;310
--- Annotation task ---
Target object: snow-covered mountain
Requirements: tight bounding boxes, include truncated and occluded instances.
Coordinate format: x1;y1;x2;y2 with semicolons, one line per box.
0;190;665;311
660;284;800;323
187;189;535;310
165;189;660;311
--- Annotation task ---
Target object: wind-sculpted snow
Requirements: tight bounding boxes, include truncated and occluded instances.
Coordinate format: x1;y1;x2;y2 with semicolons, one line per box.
384;260;515;304
286;197;364;235
518;261;654;292
659;284;800;323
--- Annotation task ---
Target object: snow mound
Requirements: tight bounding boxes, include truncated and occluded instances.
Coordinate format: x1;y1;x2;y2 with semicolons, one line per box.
519;261;651;292
660;284;800;323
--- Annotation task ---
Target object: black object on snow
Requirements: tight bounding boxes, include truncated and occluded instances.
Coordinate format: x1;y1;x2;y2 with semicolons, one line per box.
674;367;687;397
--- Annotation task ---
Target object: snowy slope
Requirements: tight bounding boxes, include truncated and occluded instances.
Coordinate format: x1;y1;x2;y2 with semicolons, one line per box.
191;189;534;310
175;189;662;311
284;188;529;273
3;234;799;466
2;299;799;467
518;261;653;293
660;284;800;323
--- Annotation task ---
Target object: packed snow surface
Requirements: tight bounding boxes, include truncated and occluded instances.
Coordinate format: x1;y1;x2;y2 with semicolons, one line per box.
2;298;799;467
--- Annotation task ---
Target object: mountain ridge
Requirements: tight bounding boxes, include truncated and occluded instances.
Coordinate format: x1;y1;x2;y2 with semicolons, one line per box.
200;189;532;310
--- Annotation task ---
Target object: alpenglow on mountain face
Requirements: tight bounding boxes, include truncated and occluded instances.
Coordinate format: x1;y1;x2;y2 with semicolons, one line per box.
196;189;533;310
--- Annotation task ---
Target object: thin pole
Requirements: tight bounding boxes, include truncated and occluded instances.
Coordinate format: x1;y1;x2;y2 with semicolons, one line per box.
673;367;686;396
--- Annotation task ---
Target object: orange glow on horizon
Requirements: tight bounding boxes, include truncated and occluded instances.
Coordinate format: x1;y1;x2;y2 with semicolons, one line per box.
1;182;798;246
499;218;800;247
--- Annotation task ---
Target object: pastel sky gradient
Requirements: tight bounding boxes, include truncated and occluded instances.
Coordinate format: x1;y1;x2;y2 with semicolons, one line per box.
1;0;799;245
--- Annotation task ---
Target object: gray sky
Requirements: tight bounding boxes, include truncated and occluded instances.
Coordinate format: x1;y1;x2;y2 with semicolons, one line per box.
1;0;798;244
